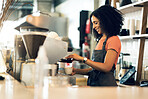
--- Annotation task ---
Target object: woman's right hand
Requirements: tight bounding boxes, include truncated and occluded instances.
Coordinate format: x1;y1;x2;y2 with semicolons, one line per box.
66;53;83;62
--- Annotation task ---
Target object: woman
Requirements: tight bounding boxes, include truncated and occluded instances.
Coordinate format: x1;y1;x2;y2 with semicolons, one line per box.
66;5;124;86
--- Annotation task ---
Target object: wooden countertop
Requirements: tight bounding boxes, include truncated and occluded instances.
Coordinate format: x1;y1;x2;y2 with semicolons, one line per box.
0;73;148;99
0;73;34;99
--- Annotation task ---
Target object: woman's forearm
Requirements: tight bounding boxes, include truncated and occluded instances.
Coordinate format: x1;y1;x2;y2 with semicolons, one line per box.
75;68;92;75
82;50;118;72
85;59;111;72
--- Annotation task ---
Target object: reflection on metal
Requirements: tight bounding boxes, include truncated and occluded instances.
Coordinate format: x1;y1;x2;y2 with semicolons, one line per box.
33;0;54;13
15;13;51;31
15;13;67;37
0;50;7;73
43;37;68;64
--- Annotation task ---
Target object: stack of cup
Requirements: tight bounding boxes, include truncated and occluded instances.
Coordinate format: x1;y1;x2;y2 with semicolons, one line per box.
58;62;65;74
135;19;140;35
130;19;135;36
64;63;73;75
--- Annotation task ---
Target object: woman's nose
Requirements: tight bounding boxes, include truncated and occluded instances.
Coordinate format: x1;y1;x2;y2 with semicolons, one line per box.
93;24;96;29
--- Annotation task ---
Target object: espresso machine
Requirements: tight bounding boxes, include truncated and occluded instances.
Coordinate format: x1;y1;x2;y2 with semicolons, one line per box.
14;13;75;87
14;34;27;81
14;13;50;86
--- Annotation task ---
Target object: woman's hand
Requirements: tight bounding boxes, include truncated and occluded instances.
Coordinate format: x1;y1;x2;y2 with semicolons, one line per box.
71;67;77;75
66;53;83;62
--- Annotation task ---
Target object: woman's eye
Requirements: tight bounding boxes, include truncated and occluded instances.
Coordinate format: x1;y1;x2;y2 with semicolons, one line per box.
94;22;98;25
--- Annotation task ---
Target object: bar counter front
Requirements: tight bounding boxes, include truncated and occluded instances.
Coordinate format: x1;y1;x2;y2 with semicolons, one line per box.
0;73;148;99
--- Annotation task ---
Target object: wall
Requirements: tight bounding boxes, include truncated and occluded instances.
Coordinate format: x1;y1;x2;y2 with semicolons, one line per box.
121;39;148;80
55;0;94;49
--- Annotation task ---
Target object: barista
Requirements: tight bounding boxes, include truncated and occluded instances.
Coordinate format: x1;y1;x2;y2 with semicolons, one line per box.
66;5;124;86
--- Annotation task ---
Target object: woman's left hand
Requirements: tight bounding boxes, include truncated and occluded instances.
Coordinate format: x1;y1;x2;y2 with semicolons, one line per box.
71;67;77;75
66;53;83;62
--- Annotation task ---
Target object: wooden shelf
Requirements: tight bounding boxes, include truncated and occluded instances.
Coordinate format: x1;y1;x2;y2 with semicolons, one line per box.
119;34;148;40
118;0;148;13
116;0;148;85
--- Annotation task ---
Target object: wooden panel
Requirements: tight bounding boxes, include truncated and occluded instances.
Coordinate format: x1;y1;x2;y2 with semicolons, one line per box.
136;6;148;85
136;38;145;85
109;0;112;5
112;0;117;8
139;7;148;35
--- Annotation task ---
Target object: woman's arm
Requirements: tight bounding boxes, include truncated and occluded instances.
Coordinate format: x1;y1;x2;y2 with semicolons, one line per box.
66;49;118;73
85;49;118;72
73;68;92;75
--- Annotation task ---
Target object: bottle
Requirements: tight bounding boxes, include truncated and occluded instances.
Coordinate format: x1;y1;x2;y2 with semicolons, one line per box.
82;36;90;59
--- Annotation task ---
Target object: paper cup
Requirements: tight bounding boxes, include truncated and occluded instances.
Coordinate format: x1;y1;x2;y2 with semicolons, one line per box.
64;67;72;75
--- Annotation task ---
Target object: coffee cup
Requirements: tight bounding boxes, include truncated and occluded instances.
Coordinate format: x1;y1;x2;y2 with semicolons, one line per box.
64;67;73;75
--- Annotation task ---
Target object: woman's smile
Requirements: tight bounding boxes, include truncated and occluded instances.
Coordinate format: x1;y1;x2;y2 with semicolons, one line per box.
95;27;100;33
91;15;101;34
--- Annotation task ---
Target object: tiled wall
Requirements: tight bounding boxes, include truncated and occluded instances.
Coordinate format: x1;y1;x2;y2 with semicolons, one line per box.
121;39;148;80
142;39;148;80
121;39;139;66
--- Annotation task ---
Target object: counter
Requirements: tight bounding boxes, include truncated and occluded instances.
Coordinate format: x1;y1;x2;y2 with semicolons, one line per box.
0;73;34;99
0;73;148;99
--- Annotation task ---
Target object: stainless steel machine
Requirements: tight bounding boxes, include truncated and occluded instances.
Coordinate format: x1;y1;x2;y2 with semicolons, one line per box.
14;13;53;86
20;28;47;86
14;13;75;87
14;34;27;81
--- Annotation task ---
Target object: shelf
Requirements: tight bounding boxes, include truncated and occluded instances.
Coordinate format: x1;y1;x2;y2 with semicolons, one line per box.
119;34;148;40
118;0;148;13
117;0;148;85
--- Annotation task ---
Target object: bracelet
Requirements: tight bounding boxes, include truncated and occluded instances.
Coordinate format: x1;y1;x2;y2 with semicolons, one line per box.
83;57;87;63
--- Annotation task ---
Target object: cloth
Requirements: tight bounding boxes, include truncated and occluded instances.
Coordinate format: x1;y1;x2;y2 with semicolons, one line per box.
87;37;117;86
95;36;121;65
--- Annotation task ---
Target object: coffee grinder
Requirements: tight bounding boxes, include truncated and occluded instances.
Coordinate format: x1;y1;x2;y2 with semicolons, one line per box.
20;27;47;86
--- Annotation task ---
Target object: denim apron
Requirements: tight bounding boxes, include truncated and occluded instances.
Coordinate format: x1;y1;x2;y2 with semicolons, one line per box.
87;38;117;86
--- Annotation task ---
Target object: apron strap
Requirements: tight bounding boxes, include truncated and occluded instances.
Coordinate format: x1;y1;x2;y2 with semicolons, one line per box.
102;37;108;50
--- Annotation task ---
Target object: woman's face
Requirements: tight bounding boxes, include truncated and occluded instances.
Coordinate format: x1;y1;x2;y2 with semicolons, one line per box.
91;15;102;34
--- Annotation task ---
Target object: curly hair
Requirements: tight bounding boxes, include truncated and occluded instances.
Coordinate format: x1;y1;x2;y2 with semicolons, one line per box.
90;5;124;39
